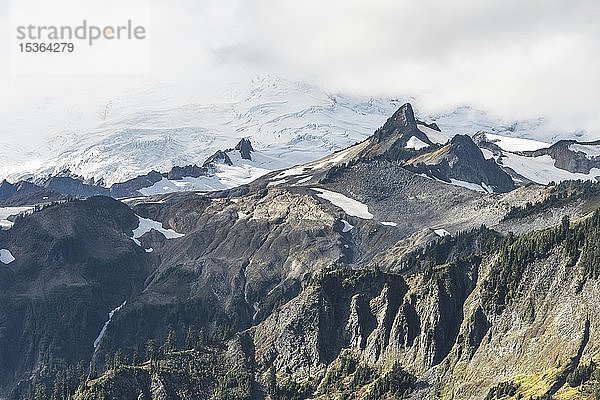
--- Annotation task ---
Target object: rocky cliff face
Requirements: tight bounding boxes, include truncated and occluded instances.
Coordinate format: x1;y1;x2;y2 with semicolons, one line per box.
69;207;600;399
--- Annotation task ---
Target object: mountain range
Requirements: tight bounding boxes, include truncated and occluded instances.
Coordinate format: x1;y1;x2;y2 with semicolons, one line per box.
0;88;600;399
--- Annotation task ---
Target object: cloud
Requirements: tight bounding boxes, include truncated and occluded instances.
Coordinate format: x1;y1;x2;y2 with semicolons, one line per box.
213;0;600;133
1;0;599;138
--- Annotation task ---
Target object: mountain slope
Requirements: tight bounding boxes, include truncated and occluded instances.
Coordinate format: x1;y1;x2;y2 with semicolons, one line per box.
405;134;515;193
1;105;600;400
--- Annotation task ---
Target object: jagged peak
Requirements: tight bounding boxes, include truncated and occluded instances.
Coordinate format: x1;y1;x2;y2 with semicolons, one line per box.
202;150;233;168
234;138;254;160
416;119;441;132
372;103;422;143
450;134;479;148
356;103;435;162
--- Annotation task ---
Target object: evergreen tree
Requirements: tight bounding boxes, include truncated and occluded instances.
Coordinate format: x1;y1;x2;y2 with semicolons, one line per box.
198;327;207;346
267;365;277;396
145;339;156;361
164;330;178;353
185;326;196;349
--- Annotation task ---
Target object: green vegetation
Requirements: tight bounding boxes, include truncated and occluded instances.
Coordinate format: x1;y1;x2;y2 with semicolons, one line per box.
363;361;415;400
214;370;254;400
483;210;600;312
313;352;415;399
18;360;88;400
401;225;501;272
502;180;600;221
485;381;519;399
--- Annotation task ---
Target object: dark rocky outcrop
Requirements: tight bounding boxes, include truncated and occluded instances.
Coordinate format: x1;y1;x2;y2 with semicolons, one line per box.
43;176;110;197
472;131;505;156
109;170;165;197
202;150;233;168
235;138;254;160
358;103;434;161
416;119;441;132
525;140;600;174
406;134;515;192
166;164;209;180
0;180;46;202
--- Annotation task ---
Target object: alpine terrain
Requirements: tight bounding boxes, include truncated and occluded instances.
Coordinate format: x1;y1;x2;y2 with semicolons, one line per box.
1;97;600;400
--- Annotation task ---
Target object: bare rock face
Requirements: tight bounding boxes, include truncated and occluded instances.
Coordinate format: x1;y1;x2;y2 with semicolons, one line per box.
253;261;478;380
406;134;515;192
359;103;434;161
202;150;233;168
235;138;254;160
166;164;209;180
526;140;600;174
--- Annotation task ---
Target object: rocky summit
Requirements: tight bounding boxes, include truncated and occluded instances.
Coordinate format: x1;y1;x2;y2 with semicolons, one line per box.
1;104;600;400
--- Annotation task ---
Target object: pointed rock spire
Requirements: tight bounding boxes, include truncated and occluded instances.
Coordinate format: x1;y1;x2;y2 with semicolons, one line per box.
359;103;434;161
373;103;422;143
235;138;254;160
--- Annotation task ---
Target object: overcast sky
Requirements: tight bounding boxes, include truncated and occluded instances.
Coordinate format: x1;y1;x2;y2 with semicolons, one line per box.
1;0;599;138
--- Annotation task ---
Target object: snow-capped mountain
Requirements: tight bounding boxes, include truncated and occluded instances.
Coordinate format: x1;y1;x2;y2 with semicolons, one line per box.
0;75;594;192
0;76;403;185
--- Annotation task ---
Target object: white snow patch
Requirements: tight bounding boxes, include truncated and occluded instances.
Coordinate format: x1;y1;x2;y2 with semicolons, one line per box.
501;153;600;184
0;249;15;264
237;211;250;219
311;188;374;219
381;221;398;227
406;136;429;150
296;176;313;184
93;301;127;349
481;182;494;193
569;143;600;158
483;133;549;152
481;149;495;160
273;166;306;179
311;149;350;169
267;179;287;187
0;206;34;229
121;196;148;202
139;158;272;195
417;124;451;145
434;229;450;237
449;179;486;192
133;217;185;240
341;219;354;232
